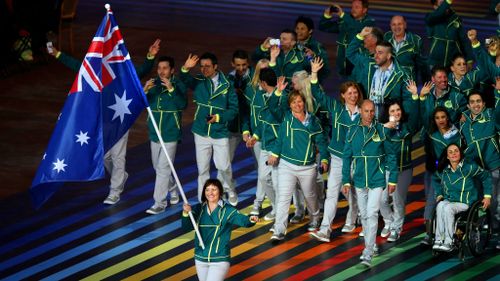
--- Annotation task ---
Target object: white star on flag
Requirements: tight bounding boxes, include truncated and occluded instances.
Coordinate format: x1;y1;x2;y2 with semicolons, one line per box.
108;90;132;123
52;158;68;173
75;131;90;146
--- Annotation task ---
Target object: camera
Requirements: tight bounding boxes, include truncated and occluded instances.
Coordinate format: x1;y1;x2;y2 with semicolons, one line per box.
46;42;54;54
485;38;492;45
269;38;280;47
329;5;339;13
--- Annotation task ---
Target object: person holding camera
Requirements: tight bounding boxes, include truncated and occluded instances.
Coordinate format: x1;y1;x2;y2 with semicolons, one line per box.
252;29;310;86
294;16;330;83
180;52;239;206
318;0;375;78
142;56;187;215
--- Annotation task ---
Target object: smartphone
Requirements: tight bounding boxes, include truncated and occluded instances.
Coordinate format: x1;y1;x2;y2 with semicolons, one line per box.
46;42;54;54
329;5;339;13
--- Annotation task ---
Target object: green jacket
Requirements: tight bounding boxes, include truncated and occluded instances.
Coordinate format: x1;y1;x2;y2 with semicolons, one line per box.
270;111;329;166
433;161;492;206
56;51;154;79
242;84;261;135
429;127;461;160
425;0;473;67
384;31;429;82
342;121;398;188
182;202;255;262
253;45;310;83
227;68;252;134
319;12;375;76
447;69;486;97
418;85;467;131
311;80;359;158
145;76;187;143
460;108;500;170
180;70;238;139
387;97;421;171
346;35;413;112
253;90;288;151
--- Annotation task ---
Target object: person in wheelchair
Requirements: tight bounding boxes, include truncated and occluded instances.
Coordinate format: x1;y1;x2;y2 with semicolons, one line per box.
432;143;492;252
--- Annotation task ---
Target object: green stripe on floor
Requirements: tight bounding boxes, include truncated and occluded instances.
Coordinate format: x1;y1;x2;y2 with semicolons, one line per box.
324;233;425;281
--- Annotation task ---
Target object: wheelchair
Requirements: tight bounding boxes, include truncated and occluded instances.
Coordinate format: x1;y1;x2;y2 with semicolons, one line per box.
429;200;492;260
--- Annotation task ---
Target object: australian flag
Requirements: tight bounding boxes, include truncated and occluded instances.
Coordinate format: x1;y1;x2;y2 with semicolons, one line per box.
30;6;148;208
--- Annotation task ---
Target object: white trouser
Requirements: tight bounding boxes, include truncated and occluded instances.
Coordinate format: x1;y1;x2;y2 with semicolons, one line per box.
257;149;277;213
150;141;178;208
217;132;240;188
380;168;413;233
273;160;320;235
292;169;325;216
195;260;230;281
356;186;383;258
424;170;436;220
319;154;358;235
435;200;468;244
194;133;234;202
104;131;129;197
252;141;266;206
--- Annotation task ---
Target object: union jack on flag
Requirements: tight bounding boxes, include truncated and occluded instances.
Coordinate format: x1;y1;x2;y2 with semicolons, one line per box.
30;6;148;208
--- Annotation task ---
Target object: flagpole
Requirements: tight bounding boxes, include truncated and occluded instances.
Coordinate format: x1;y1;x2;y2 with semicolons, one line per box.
145;107;205;250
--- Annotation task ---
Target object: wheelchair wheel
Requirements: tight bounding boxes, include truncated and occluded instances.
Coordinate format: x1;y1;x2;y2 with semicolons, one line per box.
466;201;492;257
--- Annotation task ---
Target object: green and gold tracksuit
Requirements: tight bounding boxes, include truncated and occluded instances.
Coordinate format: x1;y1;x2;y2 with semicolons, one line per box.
145;76;187;142
425;0;473;67
182;201;256;262
460;108;500;171
180;70;239;139
319;11;375;76
384;31;430;82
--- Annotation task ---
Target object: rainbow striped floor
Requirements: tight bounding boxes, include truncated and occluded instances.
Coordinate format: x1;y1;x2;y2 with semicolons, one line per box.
1;0;499;280
0;133;498;280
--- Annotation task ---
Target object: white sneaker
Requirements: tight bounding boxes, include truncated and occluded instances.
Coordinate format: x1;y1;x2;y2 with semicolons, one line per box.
103;195;120;205
270;232;285;241
289;214;304;224
310;231;330;243
360;259;371;267
228;191;238;206
341;224;356;233
432;242;442;250
387;230;400;242
264;212;276;221
170;192;179;205
380;226;390;238
439;243;453;252
250;205;261;216
146;205;166;215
